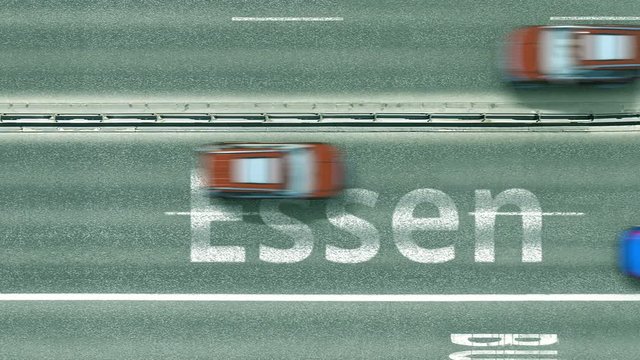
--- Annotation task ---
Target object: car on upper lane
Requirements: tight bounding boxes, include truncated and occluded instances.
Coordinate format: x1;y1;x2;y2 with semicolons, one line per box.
198;142;343;199
504;25;640;84
620;227;640;278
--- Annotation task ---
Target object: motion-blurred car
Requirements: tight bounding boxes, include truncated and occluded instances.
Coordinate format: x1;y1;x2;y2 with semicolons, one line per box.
504;25;640;84
620;227;640;277
199;142;343;199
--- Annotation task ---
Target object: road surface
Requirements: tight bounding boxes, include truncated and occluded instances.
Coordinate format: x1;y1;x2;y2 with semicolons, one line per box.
0;128;638;358
1;0;640;112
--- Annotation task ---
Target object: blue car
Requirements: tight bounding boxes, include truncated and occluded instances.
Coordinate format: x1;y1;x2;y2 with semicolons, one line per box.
620;227;640;277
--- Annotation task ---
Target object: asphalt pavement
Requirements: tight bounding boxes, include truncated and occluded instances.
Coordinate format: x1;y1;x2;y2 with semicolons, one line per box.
1;0;640;112
0;129;639;358
3;0;640;357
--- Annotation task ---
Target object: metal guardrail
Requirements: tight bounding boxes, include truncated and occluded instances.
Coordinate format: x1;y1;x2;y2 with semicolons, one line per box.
1;112;640;127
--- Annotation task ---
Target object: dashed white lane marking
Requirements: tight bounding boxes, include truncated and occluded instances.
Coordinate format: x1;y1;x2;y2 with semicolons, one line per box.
550;16;640;21
2;294;640;302
165;211;259;216
468;212;584;216
167;211;585;216
232;17;344;22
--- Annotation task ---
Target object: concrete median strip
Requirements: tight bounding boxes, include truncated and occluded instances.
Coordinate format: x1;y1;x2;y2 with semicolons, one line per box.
1;112;640;127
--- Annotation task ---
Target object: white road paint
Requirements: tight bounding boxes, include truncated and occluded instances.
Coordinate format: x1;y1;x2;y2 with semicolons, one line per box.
326;189;380;263
170;211;584;216
474;189;543;263
550;16;640;21
181;176;583;263
259;200;314;263
232;17;343;22
451;334;558;347
1;294;640;302
165;211;191;216
189;170;246;262
449;350;558;360
392;189;459;263
468;212;584;216
449;333;559;359
166;211;260;216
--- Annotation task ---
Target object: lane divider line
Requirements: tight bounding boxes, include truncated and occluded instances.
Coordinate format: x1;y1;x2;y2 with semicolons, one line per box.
468;212;585;216
165;211;260;216
232;17;344;22
0;294;639;302
550;16;640;21
168;211;585;217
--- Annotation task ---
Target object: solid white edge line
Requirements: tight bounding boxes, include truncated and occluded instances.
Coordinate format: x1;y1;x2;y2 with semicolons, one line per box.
1;294;640;302
550;16;640;21
232;17;344;22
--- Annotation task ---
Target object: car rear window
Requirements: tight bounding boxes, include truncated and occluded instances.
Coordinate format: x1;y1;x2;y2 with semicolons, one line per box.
583;34;635;60
231;157;282;184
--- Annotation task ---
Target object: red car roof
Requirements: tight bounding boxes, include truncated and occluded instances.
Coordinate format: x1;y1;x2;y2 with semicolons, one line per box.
200;143;343;198
575;27;640;68
202;148;287;192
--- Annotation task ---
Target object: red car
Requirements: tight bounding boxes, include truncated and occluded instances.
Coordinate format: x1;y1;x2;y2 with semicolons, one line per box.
199;143;343;198
504;25;640;84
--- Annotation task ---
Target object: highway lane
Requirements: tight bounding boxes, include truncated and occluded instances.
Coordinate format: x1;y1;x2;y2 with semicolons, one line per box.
0;128;639;357
0;129;638;293
0;302;637;359
1;0;640;112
